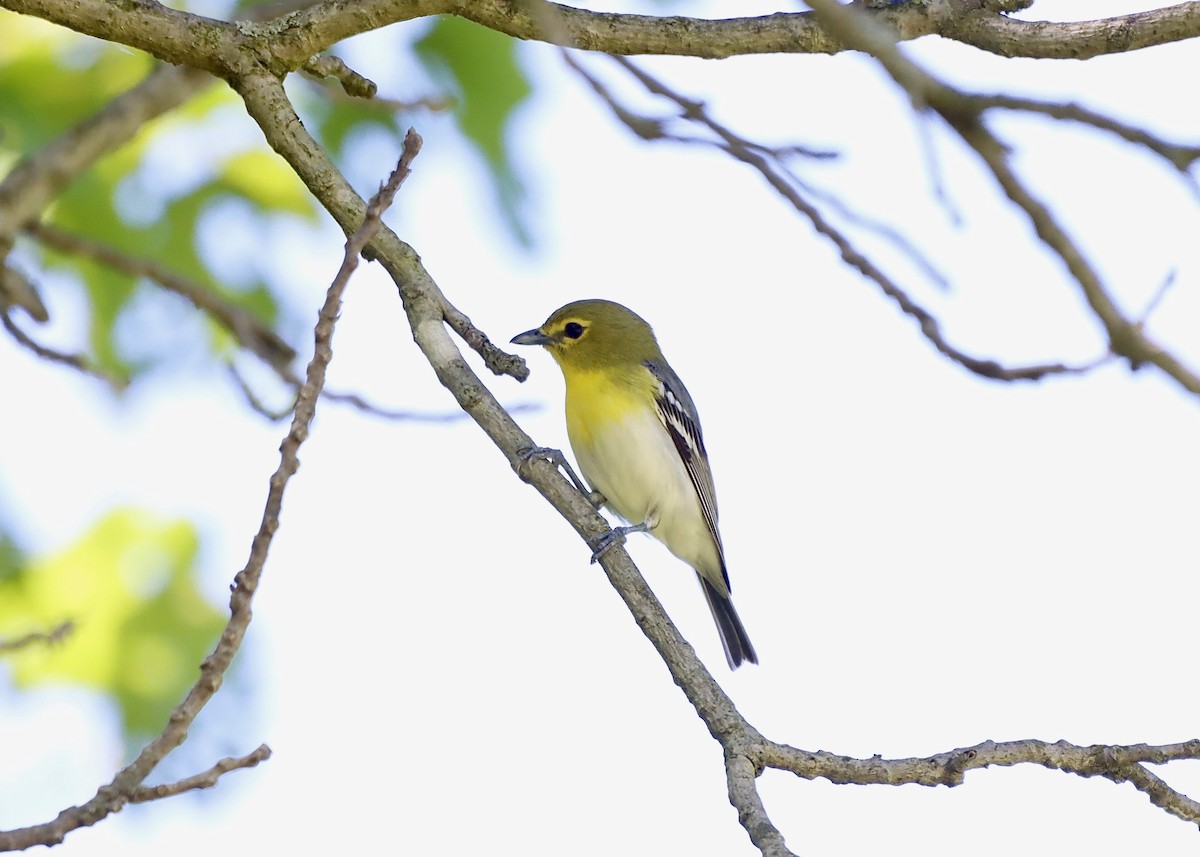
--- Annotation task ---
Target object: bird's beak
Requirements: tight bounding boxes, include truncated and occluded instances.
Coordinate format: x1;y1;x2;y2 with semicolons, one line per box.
511;328;554;346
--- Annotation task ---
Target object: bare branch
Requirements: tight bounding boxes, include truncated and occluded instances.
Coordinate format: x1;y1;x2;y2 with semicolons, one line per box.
5;0;1198;88
0;82;425;857
25;222;297;376
0;65;212;239
757;736;1200;790
320;385;540;421
726;752;797;857
230;360;513;423
589;54;1100;383
220;22;1200;854
227;362;294;421
941;1;1200;60
230;64;753;739
0;621;74;655
1116;762;1200;826
1;310;128;389
0;259;49;322
971;93;1200;176
302;54;378;98
802;0;1200;396
278;0;1200;64
128;745;272;804
0;0;312;246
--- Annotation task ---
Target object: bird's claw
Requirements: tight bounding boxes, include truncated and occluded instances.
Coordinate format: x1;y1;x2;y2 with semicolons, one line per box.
588;522;650;564
516;445;563;476
589;528;627;564
516;445;604;508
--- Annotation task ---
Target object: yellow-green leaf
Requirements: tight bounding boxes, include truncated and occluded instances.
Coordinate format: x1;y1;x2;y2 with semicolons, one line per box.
0;510;226;738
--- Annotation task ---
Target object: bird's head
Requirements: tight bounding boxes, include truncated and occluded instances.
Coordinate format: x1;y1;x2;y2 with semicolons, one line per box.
511;299;662;372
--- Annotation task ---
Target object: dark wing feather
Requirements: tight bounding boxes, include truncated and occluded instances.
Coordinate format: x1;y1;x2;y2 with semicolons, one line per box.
644;360;728;587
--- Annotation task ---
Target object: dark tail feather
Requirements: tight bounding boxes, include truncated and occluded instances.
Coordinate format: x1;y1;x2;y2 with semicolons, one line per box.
699;575;758;670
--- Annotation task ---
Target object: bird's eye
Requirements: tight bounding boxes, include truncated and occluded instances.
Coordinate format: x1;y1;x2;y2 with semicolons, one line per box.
564;322;585;339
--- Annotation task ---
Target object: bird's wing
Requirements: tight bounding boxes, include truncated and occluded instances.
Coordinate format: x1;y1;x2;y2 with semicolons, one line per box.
645;360;725;565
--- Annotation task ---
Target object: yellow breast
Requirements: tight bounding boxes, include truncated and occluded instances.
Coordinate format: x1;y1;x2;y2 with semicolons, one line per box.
562;369;646;448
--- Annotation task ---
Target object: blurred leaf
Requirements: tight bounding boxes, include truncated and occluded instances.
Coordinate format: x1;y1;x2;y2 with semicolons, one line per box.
0;531;24;584
2;27;309;381
34;130;305;377
416;15;532;245
0;14;153;156
219;150;318;217
314;92;407;159
0;510;226;739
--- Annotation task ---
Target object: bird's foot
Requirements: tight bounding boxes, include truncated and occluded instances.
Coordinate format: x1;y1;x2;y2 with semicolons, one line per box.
589;522;650;564
516;445;604;508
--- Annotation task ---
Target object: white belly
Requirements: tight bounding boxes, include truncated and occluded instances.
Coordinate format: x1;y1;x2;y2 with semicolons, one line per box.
570;406;721;579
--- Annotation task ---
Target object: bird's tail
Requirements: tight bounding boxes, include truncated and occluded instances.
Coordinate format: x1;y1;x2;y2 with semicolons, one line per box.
699;575;758;670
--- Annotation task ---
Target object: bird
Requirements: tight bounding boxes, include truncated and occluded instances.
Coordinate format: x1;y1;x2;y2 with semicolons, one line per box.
511;299;757;669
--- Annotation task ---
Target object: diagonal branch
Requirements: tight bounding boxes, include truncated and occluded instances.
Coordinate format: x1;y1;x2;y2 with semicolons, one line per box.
230;63;752;738
225;39;1200;856
127;745;272;804
0;94;423;857
25;222;297;376
0;620;74;655
803;0;1200;398
1;310;127;388
726;751;798;857
0;65;212;238
584;54;1107;384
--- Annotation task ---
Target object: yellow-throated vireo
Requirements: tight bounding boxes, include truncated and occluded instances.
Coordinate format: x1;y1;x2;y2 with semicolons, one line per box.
512;299;757;669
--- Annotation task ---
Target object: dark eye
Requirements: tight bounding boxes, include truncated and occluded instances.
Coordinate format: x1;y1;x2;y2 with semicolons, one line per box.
564;322;585;339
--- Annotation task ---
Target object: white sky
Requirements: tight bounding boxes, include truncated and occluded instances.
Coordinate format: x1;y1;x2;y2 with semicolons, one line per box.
2;1;1199;855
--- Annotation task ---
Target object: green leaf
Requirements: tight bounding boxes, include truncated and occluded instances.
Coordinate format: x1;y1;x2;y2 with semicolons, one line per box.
415;15;533;245
219;150;318;218
0;510;226;739
313;93;408;160
0;14;153;156
0;531;24;584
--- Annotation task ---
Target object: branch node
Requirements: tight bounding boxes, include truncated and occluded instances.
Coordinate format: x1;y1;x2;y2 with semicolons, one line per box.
303;54;378;99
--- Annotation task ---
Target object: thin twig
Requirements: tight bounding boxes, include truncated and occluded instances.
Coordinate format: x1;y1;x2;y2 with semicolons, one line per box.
224;47;1200;856
26;222;297;377
302;54;377;98
346;130;423;262
591;54;1098;383
1;310;128;389
0;65;212;238
128;745;272;803
973;93;1200;176
229;359;521;422
0;620;75;655
227;362;294;420
787;0;1200;396
321;386;540;421
0;260;49;321
0;103;425;857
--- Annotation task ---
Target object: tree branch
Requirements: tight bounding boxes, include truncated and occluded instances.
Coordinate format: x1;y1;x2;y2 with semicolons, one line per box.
1;310;127;388
0;620;74;655
25;222;297;376
585;54;1108;384
940;1;1200;60
0;73;424;857
802;0;1200;397
3;0;1198;82
127;745;272;804
230;64;753;738
0;64;212;239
